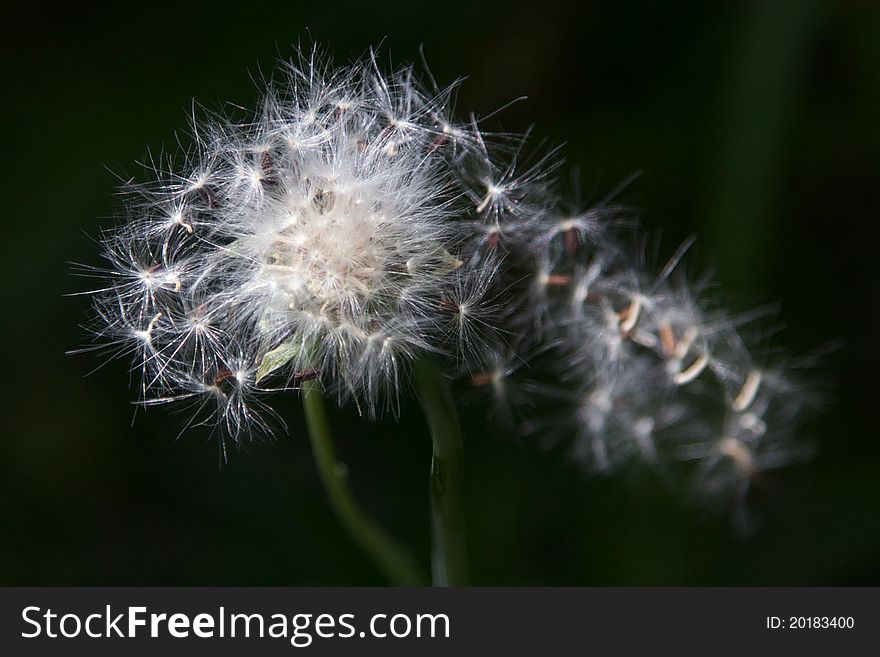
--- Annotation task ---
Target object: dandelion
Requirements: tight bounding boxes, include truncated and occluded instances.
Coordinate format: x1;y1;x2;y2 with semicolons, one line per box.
81;48;521;441
478;219;817;528
454;139;818;531
79;47;551;586
77;45;820;584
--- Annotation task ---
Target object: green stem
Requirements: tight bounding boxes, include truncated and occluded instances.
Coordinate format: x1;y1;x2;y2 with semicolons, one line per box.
414;360;469;586
301;379;424;586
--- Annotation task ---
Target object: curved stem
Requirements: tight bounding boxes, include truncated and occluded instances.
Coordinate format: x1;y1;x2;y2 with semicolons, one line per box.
414;360;469;586
301;379;425;586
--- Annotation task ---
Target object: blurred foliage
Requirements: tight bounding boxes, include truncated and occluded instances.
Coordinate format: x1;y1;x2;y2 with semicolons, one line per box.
1;0;878;584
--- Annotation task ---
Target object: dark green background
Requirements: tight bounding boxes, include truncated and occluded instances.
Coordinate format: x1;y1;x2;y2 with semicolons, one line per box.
2;0;878;584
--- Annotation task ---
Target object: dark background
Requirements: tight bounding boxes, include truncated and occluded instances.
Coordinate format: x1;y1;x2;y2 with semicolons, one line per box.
1;0;878;585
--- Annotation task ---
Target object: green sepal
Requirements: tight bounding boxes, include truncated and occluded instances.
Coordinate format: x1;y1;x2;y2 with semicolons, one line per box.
256;339;301;383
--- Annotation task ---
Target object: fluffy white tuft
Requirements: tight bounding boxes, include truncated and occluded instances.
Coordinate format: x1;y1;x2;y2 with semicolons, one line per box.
80;47;534;443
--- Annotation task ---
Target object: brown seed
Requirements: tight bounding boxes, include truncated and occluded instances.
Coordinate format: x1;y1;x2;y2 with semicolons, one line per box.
293;368;321;383
545;274;571;287
658;322;676;358
470;372;494;387
213;368;234;385
564;227;579;255
429;133;449;151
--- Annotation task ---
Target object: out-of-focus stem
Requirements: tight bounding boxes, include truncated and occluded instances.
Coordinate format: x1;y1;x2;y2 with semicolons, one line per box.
301;379;425;586
414;360;469;587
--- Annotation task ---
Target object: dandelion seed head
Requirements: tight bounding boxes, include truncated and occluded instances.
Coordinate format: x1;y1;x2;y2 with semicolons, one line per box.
78;47;535;443
75;44;819;523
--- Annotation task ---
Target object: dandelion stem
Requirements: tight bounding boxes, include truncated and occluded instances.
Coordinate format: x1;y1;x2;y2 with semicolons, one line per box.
415;359;469;586
301;379;425;586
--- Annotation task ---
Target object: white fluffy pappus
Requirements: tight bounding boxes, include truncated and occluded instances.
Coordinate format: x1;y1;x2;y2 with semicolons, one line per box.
78;47;530;443
465;191;819;525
